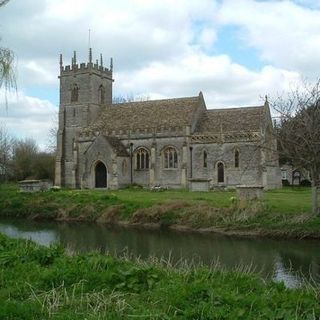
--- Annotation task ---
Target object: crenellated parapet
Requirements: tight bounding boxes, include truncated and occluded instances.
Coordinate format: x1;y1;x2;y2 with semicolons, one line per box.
191;131;261;144
59;49;113;80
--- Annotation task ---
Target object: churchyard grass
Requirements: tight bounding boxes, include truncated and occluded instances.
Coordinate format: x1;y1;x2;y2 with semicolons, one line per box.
0;184;319;238
0;233;319;319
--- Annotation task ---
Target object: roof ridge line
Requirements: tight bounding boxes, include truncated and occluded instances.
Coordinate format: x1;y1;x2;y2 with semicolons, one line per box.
206;105;264;112
108;95;199;106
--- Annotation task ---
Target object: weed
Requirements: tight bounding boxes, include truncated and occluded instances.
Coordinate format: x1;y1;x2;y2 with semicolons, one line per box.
1;234;320;319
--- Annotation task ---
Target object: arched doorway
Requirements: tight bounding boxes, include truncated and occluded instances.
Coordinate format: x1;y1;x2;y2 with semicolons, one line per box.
95;161;107;188
217;162;224;183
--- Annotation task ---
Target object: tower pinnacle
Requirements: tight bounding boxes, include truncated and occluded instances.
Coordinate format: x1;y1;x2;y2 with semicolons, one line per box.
59;54;63;68
100;54;103;67
110;57;113;72
89;48;92;63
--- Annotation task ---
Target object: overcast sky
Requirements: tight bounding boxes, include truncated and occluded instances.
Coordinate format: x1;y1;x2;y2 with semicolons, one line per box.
0;0;319;150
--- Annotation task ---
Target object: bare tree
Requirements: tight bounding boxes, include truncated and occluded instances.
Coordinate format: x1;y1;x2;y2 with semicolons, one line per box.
0;124;13;182
112;94;149;104
12;138;38;181
0;1;10;6
46;112;58;154
32;151;55;181
271;79;320;215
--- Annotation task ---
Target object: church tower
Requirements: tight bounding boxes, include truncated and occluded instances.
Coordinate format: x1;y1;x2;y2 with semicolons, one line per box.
55;49;113;187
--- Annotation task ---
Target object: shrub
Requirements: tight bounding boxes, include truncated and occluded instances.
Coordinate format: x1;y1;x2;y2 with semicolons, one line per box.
300;179;311;187
282;179;290;187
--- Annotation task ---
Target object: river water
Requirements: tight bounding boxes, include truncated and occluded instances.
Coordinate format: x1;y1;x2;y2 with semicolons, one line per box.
0;217;319;288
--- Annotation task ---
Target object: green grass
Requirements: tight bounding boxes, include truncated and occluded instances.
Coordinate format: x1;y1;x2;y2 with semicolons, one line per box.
115;187;234;207
265;187;312;214
0;233;319;319
0;184;319;238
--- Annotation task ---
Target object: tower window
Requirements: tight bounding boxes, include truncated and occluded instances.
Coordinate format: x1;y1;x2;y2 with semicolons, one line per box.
163;147;178;169
99;85;105;104
235;149;240;168
136;148;149;170
71;84;79;102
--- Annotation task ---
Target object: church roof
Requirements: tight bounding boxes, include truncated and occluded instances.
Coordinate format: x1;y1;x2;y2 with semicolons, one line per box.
90;95;201;132
196;106;264;134
104;136;129;156
83;135;129;156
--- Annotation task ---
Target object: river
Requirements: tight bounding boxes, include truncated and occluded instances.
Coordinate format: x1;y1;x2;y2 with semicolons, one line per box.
0;217;319;288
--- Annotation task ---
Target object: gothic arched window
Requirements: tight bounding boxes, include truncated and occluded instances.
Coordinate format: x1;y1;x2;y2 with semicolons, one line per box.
203;150;207;168
136;148;149;170
217;162;224;183
71;84;79;102
235;149;240;168
99;85;105;104
163;147;178;169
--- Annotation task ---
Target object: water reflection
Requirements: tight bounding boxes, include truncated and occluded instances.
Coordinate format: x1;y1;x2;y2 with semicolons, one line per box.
0;218;319;287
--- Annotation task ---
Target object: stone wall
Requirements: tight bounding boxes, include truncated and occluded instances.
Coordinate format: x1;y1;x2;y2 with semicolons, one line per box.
191;142;262;187
189;179;210;191
78;135;118;189
72;131;281;190
56;58;113;188
120;135;187;188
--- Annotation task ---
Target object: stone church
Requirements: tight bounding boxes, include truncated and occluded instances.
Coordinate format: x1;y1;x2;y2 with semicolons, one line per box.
55;50;281;190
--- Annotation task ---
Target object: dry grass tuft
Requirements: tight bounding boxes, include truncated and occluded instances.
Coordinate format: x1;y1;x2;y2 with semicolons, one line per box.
28;281;129;318
96;205;123;223
289;213;312;224
131;201;190;224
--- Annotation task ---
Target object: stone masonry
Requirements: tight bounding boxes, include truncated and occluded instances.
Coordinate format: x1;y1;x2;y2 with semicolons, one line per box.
55;50;282;190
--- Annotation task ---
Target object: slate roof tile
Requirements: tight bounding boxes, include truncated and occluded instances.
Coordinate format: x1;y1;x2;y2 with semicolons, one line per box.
90;96;201;131
196;106;264;133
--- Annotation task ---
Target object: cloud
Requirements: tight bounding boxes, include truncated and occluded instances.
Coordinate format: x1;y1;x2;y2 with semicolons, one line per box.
0;90;57;151
0;0;318;148
218;0;320;77
115;50;302;107
2;0;317;82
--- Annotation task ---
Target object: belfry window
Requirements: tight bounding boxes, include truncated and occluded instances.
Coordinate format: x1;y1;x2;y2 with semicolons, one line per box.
136;148;149;170
164;147;178;169
235;149;240;168
99;85;105;104
71;84;79;102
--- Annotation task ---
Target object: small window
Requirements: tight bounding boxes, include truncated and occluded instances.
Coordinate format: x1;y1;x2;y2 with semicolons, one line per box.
203;150;207;168
122;160;127;175
235;149;239;168
164;147;178;169
136;148;149;170
217;162;224;183
71;84;79;102
99;85;105;104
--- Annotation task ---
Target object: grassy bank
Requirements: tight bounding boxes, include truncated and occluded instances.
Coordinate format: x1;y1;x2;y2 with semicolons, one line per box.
0;233;319;319
0;184;319;238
